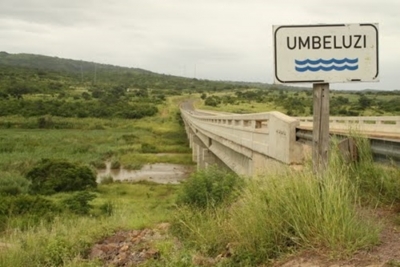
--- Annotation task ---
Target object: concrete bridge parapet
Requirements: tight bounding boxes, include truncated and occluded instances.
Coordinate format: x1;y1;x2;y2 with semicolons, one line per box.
181;108;304;176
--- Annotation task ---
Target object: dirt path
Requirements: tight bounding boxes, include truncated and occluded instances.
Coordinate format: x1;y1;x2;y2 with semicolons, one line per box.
88;208;400;266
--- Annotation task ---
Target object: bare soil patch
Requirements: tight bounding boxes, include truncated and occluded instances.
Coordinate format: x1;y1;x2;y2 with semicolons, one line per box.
87;208;400;266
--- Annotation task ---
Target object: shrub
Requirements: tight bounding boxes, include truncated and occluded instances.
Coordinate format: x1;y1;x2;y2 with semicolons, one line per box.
62;191;97;215
177;165;243;209
0;195;59;217
0;194;60;231
26;159;97;195
0;172;30;196
204;96;221;107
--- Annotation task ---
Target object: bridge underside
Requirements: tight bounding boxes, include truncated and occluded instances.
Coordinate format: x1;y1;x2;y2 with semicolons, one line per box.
187;126;286;177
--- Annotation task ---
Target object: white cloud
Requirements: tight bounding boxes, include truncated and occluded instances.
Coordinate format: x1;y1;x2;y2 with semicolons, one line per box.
0;0;399;90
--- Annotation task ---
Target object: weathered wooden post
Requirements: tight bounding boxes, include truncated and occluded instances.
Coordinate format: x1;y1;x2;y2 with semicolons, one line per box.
312;83;330;174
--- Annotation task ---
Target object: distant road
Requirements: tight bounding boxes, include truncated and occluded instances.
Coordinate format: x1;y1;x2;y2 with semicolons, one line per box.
180;100;218;116
180;100;236;116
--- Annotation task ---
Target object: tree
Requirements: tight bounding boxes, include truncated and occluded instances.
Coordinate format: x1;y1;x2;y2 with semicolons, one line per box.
6;83;35;99
110;85;126;98
358;95;372;109
205;96;221;107
26;159;97;195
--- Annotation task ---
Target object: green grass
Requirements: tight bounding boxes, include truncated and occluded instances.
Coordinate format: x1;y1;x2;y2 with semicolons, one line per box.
2;134;397;266
0;105;192;179
170;137;400;266
1;93;399;266
172;170;380;266
0;182;179;267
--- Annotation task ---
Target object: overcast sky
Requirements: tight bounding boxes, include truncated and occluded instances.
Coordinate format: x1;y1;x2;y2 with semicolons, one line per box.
0;0;399;90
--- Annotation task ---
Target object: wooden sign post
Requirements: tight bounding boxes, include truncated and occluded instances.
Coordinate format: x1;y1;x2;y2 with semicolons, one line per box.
312;83;330;174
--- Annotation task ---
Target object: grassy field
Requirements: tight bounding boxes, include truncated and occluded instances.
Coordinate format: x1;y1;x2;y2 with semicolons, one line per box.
0;95;192;266
1;93;400;266
0;182;180;267
2;136;398;266
0;96;193;179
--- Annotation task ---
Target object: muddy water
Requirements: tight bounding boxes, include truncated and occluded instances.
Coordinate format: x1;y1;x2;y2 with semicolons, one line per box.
97;162;194;184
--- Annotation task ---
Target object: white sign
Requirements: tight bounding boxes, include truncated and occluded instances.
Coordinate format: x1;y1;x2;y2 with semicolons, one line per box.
273;23;379;84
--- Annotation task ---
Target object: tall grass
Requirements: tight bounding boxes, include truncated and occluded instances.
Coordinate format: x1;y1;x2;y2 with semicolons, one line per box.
345;136;400;205
172;139;391;265
226;169;379;264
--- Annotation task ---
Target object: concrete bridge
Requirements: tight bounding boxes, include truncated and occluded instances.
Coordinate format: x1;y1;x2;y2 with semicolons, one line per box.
180;104;400;176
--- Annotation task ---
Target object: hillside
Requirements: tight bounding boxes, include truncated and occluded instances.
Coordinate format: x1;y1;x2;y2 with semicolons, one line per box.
0;51;265;92
0;51;151;75
1;51;399;118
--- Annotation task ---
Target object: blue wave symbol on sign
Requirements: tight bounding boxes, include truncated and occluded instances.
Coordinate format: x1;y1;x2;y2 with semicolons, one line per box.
295;58;359;72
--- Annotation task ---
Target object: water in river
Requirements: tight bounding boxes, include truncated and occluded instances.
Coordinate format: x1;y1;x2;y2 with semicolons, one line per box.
97;162;194;184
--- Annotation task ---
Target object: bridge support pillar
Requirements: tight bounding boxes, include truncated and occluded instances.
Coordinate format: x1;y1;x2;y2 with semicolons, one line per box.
192;136;219;170
188;128;194;149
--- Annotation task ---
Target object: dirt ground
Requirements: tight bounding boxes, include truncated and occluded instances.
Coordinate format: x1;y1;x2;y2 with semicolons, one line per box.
88;208;400;267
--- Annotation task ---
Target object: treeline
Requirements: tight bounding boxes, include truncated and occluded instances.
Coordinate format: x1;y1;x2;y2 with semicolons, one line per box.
0;84;162;120
0;98;158;119
203;89;400;116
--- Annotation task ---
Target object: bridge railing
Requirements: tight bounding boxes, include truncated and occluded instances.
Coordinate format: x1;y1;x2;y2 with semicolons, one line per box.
296;116;400;135
181;109;303;164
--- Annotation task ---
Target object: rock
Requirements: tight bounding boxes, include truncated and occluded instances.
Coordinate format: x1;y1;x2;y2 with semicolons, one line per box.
120;244;130;252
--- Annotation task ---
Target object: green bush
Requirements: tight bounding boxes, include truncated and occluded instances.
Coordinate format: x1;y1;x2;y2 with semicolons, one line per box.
0;194;60;231
177;165;243;208
0;195;59;216
0;172;30;196
62;191;96;215
26;159;97;195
